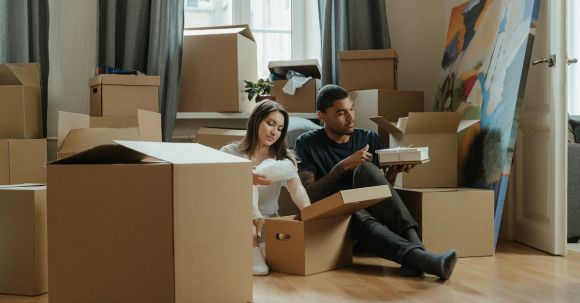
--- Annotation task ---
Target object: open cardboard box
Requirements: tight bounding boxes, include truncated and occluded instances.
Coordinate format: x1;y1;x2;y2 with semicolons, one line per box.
266;185;391;276
195;127;246;149
268;59;321;113
56;109;161;159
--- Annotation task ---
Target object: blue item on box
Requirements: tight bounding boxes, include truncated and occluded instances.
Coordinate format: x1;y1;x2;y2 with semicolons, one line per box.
96;66;142;75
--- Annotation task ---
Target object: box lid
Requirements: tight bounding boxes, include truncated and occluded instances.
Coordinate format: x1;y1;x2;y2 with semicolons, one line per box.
370;112;479;135
0;63;40;87
88;74;160;86
197;127;246;137
184;24;255;42
0;184;46;191
301;185;390;221
338;49;397;61
268;59;321;79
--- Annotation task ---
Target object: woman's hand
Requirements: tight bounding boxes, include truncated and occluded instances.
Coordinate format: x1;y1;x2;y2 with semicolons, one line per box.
253;170;272;186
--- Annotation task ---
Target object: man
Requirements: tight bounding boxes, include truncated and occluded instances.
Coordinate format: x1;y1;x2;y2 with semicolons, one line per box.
295;84;457;280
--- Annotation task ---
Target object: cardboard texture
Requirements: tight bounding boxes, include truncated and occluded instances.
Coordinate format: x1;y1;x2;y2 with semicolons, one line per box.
89;74;160;117
0;139;47;185
180;24;257;112
353;89;424;145
0;63;42;139
268;59;321;112
0;185;47;295
195;127;246;149
266;185;390;275
338;49;397;92
371;112;479;188
47;141;253;303
397;188;494;257
56;110;161;159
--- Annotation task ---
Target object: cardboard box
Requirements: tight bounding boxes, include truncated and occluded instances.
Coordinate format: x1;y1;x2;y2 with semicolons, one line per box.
371;112;479;188
56;110;161;159
179;25;257;112
89;74;160;117
196;127;246;149
0;184;47;295
397;188;494;257
339;49;397;92
0;63;42;138
266;185;391;276
376;147;429;166
268;59;321;112
47;141;253;303
0;139;47;185
352;89;424;144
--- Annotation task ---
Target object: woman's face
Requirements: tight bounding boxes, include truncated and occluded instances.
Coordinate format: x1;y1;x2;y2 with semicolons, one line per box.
257;111;285;147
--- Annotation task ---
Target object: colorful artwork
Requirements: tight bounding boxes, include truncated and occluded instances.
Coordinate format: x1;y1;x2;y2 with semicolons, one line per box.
433;0;541;246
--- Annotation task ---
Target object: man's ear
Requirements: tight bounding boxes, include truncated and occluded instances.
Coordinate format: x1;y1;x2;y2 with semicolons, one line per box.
317;111;325;124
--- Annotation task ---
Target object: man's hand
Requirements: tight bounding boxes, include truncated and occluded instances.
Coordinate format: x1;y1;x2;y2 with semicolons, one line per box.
384;164;415;184
339;144;372;171
252;170;272;186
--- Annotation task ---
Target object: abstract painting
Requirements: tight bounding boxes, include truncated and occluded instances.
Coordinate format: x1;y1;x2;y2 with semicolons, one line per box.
433;0;541;246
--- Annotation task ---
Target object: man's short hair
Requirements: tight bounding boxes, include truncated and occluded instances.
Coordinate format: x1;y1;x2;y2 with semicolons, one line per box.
316;84;349;112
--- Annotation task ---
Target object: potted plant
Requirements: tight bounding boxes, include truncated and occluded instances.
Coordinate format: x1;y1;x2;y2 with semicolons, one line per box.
244;78;275;102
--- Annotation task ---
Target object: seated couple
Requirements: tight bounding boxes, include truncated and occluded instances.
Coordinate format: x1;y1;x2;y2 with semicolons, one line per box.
219;85;458;279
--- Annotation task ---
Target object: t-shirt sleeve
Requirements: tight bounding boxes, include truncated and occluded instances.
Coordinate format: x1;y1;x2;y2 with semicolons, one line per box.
219;143;240;157
294;135;317;173
368;131;386;166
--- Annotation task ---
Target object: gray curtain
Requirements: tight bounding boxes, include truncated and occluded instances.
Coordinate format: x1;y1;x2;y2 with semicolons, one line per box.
98;0;183;141
318;0;391;85
0;0;50;137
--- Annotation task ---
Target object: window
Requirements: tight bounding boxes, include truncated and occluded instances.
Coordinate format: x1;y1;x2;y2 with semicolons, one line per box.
183;0;320;78
568;0;580;115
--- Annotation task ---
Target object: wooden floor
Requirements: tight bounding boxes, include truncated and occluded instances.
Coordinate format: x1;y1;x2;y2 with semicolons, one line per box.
2;240;579;303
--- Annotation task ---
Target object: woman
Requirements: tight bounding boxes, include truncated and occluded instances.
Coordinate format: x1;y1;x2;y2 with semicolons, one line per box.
220;100;311;276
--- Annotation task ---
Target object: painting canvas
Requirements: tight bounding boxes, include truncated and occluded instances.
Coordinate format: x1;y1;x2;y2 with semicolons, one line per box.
433;0;541;245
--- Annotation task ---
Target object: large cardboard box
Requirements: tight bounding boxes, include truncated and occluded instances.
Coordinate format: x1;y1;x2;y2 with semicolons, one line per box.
371;112;479;188
268;59;320;112
47;141;253;303
0;63;42;138
397;188;494;257
0;139;47;185
266;185;390;276
89;74;160;117
352;89;424;144
0;185;47;295
56;110;161;159
179;25;257;112
196;127;246;149
338;49;397;92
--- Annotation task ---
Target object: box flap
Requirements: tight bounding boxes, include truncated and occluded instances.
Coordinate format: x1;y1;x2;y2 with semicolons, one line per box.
197;127;246;137
268;59;321;79
88;74;160;86
114;140;253;164
137;110;162;141
338;49;397;61
59;128;139;156
458;119;480;132
0;63;40;86
90;117;138;128
184;24;255;42
57;111;90;150
369;116;403;135
404;112;462;134
50;144;151;165
0;184;46;190
301;185;390;221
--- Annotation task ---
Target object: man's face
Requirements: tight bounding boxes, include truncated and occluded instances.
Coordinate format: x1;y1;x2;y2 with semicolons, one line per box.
319;97;355;136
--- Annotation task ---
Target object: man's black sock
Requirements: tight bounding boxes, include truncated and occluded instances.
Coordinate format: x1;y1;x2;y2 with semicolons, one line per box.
403;248;458;280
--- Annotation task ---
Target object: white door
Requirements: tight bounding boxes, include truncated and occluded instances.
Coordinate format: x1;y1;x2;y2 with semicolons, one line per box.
512;0;567;255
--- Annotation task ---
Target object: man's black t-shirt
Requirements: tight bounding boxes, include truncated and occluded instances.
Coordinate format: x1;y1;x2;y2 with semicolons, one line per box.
294;128;385;191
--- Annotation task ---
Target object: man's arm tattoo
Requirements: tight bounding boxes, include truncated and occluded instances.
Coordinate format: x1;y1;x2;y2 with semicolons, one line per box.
298;163;346;202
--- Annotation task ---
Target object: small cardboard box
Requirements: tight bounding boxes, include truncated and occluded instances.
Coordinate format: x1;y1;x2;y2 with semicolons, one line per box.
0;184;47;295
179;25;257;113
371;112;479;188
47;141;254;303
268;59;321;113
56;110;161;159
352;89;424;144
397;188;494;257
0;63;42;139
196;127;246;149
89;74;160;117
266;185;391;276
376;147;429;166
339;49;397;92
0;139;47;185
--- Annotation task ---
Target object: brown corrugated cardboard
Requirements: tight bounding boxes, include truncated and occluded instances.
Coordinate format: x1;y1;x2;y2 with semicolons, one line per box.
0;139;47;185
179;25;257;112
397;187;494;257
89;74;160;117
47;141;253;303
268;59;320;112
338;49;397;92
195;127;246;149
0;63;42;138
352;89;424;144
371;112;479;188
56;110;161;159
0;184;47;295
266;185;390;275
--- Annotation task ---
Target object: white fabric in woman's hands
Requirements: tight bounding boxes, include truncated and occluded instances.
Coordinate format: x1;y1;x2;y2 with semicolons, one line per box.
254;158;298;182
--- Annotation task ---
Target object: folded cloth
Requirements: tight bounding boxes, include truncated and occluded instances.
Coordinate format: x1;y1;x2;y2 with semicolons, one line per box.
282;76;312;95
